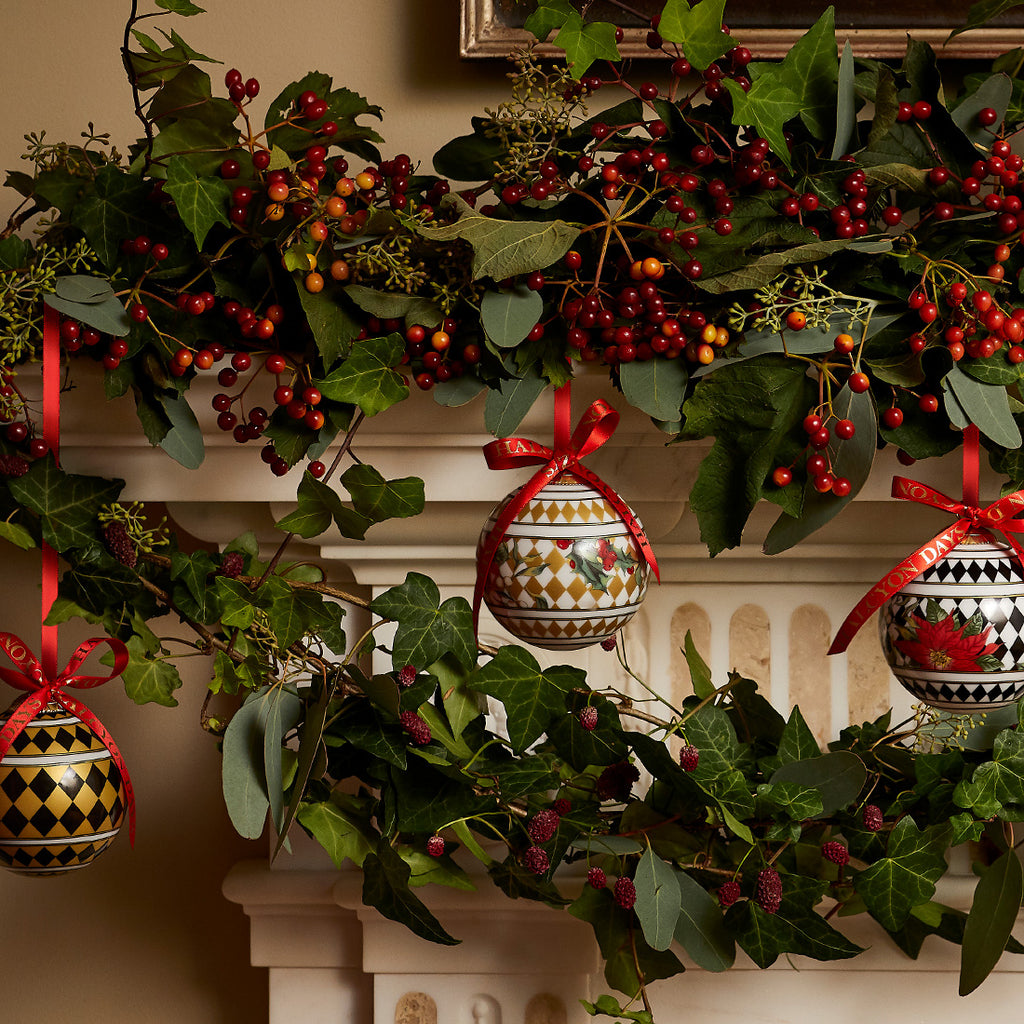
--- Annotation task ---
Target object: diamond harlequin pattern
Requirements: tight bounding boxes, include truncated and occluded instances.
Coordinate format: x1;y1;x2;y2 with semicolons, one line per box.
0;703;126;875
479;474;651;651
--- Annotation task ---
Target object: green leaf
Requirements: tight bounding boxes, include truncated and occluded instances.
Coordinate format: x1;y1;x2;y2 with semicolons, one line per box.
8;458;122;552
152;391;204;468
763;382;877;554
524;0;574;41
633;846;682;951
342;284;442;330
221;690;271;839
262;686;302;834
155;0;205;14
659;0;733;71
960;849;1024;995
945;364;1022;448
341;463;425;523
119;633;182;707
419;196;580;281
697;236;857;294
553;13;620;78
0;521;36;550
581;994;653;1023
469;646;577;753
45;290;131;338
954;727;1024;819
275;471;371;540
317;335;409;417
674;869;735;972
833;40;856;160
484;369;547;436
948;0;1023;40
162;155;232;248
771;751;866;816
480;286;543;349
295;280;362;368
297;799;373;868
370;572;476;671
953;74;1013;146
70;164;153;270
682;630;714;699
362;843;460;946
619;359;688;422
776;706;822;765
724;75;801;172
854;818;952;930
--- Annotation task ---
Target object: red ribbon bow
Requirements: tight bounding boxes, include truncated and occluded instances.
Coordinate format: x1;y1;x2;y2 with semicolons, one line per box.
472;387;660;632
829;425;1024;655
0;632;136;845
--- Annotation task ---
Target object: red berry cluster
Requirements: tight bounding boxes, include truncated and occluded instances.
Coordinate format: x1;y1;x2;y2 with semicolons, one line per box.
678;744;700;772
401;319;480;392
717;879;742;907
398;709;432;746
821;840;850;866
754;867;782;914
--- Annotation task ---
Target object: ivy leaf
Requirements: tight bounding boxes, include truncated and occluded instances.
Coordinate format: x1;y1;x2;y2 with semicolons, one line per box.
155;0;205;14
554;13;621;78
317;334;409;417
370;572;476;671
954;727;1024;819
70;164;152;269
275;471;371;540
295;280;362;368
296;799;373;868
674;869;736;972
775;706;822;765
948;0;1023;41
682;630;715;699
854;818;952;930
419;196;580;281
960;848;1024;995
119;633;182;707
469;646;576;753
341;463;425;523
724;76;801;171
162;155;231;249
658;0;733;71
771;751;866;816
0;521;36;550
8;457;122;552
619;359;688;422
524;0;575;41
480;286;544;349
362;842;459;946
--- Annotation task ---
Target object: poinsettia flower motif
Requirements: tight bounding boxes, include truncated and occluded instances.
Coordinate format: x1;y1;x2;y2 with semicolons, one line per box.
895;611;1001;672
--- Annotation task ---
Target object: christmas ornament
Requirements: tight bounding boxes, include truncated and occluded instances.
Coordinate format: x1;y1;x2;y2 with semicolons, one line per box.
474;385;658;651
0;633;135;875
830;425;1024;711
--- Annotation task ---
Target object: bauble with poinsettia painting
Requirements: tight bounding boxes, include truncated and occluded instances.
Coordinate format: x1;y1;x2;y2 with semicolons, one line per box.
879;530;1024;711
0;700;126;875
477;472;650;650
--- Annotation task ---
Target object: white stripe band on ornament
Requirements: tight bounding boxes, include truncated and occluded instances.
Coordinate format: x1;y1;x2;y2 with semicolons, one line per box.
495;604;642;619
4;749;111;767
897;583;1024;597
0;827;121;846
501;522;636;538
892;667;1024;683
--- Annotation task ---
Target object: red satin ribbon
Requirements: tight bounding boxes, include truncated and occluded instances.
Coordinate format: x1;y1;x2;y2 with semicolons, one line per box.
42;303;61;679
472;382;660;632
828;425;1024;655
0;632;135;844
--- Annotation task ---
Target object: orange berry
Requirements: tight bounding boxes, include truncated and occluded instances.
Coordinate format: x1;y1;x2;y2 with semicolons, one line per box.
304;272;325;293
265;202;285;222
329;259;351;281
701;324;718;344
354;171;376;191
786;310;807;330
335;177;355;197
325;196;347;218
641;256;665;280
309;220;328;241
697;343;715;364
714;326;729;347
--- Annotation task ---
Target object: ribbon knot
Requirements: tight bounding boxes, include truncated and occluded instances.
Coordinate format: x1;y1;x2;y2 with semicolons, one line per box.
0;632;136;845
473;388;659;633
829;426;1024;656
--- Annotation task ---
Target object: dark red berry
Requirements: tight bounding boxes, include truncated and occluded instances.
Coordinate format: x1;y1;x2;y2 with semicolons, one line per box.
718;880;741;907
397;664;418;687
678;744;699;772
613;876;637;910
102;522;137;568
755;868;782;914
426;835;445;858
399;710;432;746
863;804;884;832
217;551;245;578
527;809;560;844
524;845;550;876
821;841;850;866
587;866;607;889
579;707;598;731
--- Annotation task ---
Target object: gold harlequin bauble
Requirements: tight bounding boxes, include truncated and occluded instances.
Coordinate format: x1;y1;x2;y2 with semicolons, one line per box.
478;472;650;650
0;701;126;875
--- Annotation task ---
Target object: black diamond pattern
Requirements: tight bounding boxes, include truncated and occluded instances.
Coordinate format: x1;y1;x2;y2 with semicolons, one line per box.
1;804;28;836
0;771;27;803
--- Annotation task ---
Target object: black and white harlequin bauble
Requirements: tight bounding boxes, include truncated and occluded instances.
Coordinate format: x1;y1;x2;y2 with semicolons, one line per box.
0;701;126;875
478;472;650;650
879;532;1024;712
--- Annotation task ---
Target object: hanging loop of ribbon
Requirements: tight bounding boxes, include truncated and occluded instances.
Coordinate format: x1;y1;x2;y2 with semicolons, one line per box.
0;632;136;845
828;425;1024;655
472;383;660;633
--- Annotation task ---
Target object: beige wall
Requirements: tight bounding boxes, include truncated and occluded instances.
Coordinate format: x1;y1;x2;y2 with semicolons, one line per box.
0;2;514;1020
